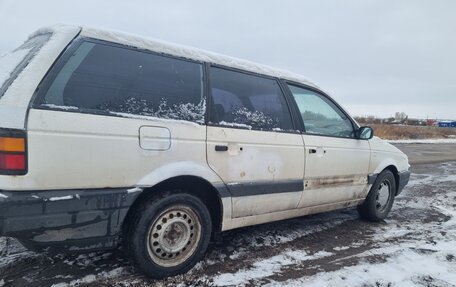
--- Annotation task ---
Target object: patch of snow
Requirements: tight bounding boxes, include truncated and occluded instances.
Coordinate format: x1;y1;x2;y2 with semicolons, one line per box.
405;164;456;188
333;246;350;251
435;205;456;227
68;274;96;286
285;250;333;261
100;97;206;124
50;267;126;287
42;104;78;111
213;250;333;286
218;121;252;130
388;138;456;144
0;279;4;287
232;107;277;130
109;111;202;127
268;248;456;287
48;195;73;201
0;49;31;92
0;193;8;199
127;187;142;194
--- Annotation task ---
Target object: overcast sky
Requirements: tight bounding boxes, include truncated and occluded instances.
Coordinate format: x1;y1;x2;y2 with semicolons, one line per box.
1;0;455;119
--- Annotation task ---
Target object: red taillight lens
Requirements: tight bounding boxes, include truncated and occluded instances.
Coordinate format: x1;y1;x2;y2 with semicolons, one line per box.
0;153;26;170
0;131;27;175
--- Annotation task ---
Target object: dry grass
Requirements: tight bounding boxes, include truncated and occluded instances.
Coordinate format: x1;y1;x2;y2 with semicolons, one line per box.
370;124;456;140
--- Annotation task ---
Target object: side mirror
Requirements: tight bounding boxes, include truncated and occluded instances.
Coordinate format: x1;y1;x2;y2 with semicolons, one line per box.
357;126;374;140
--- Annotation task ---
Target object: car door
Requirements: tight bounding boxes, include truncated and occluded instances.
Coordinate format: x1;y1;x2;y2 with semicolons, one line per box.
285;84;371;208
206;67;305;218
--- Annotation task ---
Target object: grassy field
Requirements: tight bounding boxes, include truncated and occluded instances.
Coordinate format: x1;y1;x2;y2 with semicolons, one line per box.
369;124;456;140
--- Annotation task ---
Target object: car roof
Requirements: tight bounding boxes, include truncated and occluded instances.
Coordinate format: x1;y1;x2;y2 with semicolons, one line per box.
74;26;319;89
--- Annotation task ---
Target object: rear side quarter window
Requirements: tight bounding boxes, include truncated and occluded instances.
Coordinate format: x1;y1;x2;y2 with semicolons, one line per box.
34;39;205;123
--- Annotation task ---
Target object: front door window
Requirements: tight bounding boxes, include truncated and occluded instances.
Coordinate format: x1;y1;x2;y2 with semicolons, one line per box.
288;85;354;138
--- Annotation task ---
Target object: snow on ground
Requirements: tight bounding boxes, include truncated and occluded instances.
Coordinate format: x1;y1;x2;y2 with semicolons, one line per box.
388;138;456;144
213;250;334;286
267;246;456;287
212;162;456;286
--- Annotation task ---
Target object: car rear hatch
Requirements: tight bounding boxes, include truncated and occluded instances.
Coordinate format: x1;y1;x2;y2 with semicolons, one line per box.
0;25;81;131
0;26;81;190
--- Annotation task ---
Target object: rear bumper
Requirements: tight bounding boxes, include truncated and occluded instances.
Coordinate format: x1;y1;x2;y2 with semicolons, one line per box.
0;187;141;252
397;170;411;195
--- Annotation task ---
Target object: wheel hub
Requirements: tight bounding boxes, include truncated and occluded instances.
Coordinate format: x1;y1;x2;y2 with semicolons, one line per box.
147;206;201;267
160;219;190;253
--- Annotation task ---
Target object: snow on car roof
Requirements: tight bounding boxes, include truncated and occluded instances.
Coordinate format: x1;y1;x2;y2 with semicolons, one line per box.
76;26;318;89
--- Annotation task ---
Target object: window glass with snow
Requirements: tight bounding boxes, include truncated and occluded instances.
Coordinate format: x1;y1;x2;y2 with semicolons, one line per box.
37;41;205;123
209;67;293;131
288;85;354;138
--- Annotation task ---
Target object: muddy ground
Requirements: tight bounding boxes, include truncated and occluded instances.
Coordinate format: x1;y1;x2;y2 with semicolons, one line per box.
1;144;455;286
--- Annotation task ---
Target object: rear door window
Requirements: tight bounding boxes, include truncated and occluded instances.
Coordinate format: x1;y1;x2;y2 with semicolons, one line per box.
35;40;205;123
209;67;293;131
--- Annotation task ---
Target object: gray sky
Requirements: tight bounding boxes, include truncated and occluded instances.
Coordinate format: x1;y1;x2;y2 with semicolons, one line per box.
1;0;455;119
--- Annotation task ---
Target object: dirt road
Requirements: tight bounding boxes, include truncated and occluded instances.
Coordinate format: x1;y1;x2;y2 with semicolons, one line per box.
394;143;456;164
1;143;455;286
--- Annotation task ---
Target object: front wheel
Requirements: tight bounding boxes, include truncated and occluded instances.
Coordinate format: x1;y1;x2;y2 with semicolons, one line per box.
358;170;396;221
123;192;212;278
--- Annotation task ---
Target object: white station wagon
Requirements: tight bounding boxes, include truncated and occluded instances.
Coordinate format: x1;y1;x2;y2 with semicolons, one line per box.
0;25;410;278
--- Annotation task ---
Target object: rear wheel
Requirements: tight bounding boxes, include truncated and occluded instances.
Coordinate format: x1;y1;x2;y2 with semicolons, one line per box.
358;170;396;221
123;192;211;278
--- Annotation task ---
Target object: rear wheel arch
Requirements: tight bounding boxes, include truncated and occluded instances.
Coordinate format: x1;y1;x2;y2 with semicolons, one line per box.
123;175;223;237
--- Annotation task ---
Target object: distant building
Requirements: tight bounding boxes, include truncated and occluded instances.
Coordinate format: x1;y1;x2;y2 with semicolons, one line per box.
438;121;456;128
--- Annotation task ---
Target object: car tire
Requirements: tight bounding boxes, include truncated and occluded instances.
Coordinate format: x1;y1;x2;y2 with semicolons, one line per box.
123;191;212;279
358;170;396;222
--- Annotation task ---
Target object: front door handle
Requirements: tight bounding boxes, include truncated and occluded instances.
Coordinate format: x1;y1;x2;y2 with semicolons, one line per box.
215;145;228;152
309;148;317;154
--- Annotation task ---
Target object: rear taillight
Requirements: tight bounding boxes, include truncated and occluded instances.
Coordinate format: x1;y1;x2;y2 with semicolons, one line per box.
0;130;27;175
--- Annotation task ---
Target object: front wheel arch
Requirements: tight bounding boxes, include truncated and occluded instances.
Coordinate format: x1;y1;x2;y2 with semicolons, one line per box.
359;169;397;221
384;165;400;196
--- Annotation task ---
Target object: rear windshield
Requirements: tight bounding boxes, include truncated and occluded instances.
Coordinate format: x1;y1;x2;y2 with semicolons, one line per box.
0;33;51;99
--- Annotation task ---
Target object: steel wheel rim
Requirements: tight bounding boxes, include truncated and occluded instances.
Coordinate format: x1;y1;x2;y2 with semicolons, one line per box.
376;180;391;212
147;205;202;267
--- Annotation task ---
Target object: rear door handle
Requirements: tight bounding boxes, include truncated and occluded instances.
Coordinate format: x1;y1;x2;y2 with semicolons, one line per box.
309;148;326;155
215;145;228;152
